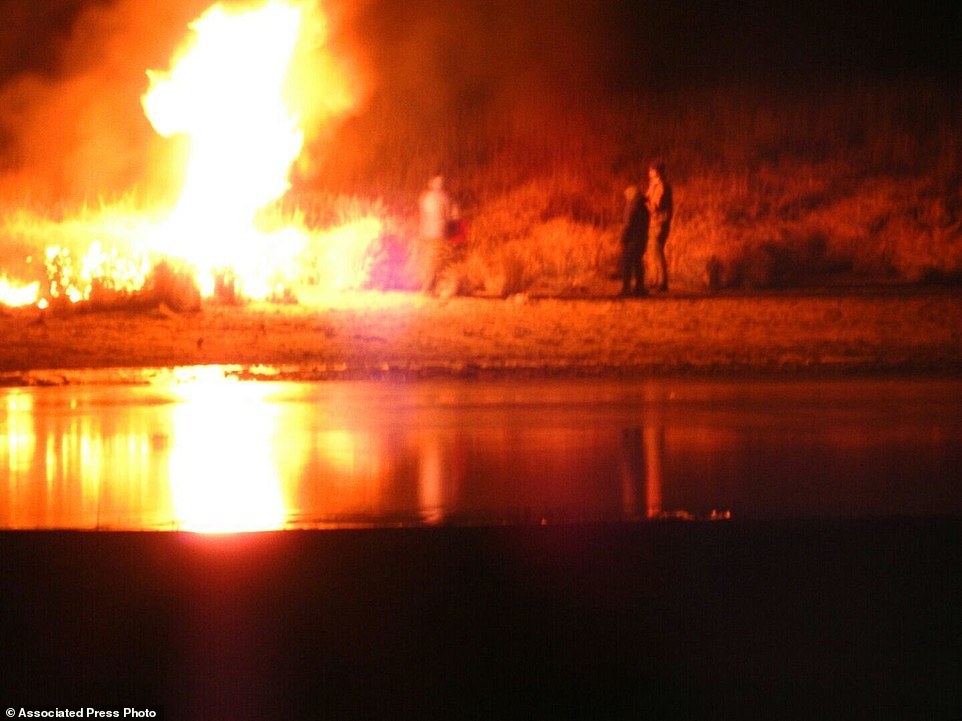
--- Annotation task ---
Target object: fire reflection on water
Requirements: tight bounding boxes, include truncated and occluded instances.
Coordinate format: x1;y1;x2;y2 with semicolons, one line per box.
4;391;34;482
0;377;672;531
167;376;288;533
3;377;959;530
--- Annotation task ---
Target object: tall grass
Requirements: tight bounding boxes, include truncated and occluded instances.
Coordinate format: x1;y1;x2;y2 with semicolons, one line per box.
314;77;962;293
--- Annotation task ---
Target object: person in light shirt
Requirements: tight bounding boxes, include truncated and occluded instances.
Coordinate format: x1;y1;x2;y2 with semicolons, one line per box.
418;174;455;294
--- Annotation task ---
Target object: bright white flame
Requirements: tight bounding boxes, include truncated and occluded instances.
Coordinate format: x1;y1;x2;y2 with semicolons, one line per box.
142;0;309;299
314;216;384;290
145;3;305;212
0;276;39;307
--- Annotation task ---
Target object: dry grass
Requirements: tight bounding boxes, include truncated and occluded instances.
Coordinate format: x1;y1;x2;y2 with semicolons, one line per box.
313;77;962;295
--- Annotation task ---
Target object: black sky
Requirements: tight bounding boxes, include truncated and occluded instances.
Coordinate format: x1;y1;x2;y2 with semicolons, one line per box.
2;0;960;89
609;0;962;84
347;0;962;94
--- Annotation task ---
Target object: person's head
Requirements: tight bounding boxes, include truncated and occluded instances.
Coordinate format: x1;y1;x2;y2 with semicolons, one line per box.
429;174;444;191
648;159;666;180
624;185;638;201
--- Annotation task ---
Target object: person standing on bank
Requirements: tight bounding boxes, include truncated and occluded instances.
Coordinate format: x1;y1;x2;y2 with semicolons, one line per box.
418;174;454;293
620;184;649;297
645;160;672;292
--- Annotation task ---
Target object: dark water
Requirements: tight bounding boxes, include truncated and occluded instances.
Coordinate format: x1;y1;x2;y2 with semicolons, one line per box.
3;371;960;529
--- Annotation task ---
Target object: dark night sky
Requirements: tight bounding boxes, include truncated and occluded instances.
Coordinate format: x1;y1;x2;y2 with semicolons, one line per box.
604;0;962;85
343;0;962;106
2;0;960;88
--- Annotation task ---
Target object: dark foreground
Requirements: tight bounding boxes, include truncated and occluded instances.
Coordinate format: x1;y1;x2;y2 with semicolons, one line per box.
2;522;961;719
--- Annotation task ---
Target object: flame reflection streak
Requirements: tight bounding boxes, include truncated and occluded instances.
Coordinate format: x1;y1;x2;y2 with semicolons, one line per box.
417;431;446;524
619;391;665;520
643;425;664;518
168;378;290;533
0;392;36;528
3;391;35;482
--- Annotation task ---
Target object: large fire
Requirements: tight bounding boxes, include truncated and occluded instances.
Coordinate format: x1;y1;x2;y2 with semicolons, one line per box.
0;0;384;310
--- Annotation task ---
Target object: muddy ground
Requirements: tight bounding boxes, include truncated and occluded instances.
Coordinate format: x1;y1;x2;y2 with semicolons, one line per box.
2;285;961;381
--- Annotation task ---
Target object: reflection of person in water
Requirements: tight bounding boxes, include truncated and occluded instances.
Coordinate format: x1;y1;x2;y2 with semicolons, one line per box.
619;422;663;520
416;429;466;524
643;423;664;517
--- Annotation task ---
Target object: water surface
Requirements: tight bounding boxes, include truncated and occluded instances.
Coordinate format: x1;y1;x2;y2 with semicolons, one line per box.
2;372;960;530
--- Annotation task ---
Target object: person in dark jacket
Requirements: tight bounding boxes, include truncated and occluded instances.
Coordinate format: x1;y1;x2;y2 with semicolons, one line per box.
620;184;649;297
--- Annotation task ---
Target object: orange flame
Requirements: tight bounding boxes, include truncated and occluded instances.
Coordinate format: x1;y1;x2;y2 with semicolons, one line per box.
0;0;385;309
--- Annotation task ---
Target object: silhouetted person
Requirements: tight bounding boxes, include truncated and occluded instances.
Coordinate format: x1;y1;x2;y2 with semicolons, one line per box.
645;160;673;292
620;184;649;297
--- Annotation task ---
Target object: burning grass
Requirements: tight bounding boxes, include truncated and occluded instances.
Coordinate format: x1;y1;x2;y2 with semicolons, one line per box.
0;195;395;310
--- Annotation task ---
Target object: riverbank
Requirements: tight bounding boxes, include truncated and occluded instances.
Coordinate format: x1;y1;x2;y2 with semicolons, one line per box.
2;285;961;381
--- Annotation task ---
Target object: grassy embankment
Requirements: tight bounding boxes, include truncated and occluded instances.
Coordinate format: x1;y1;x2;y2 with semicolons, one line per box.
312;77;962;297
